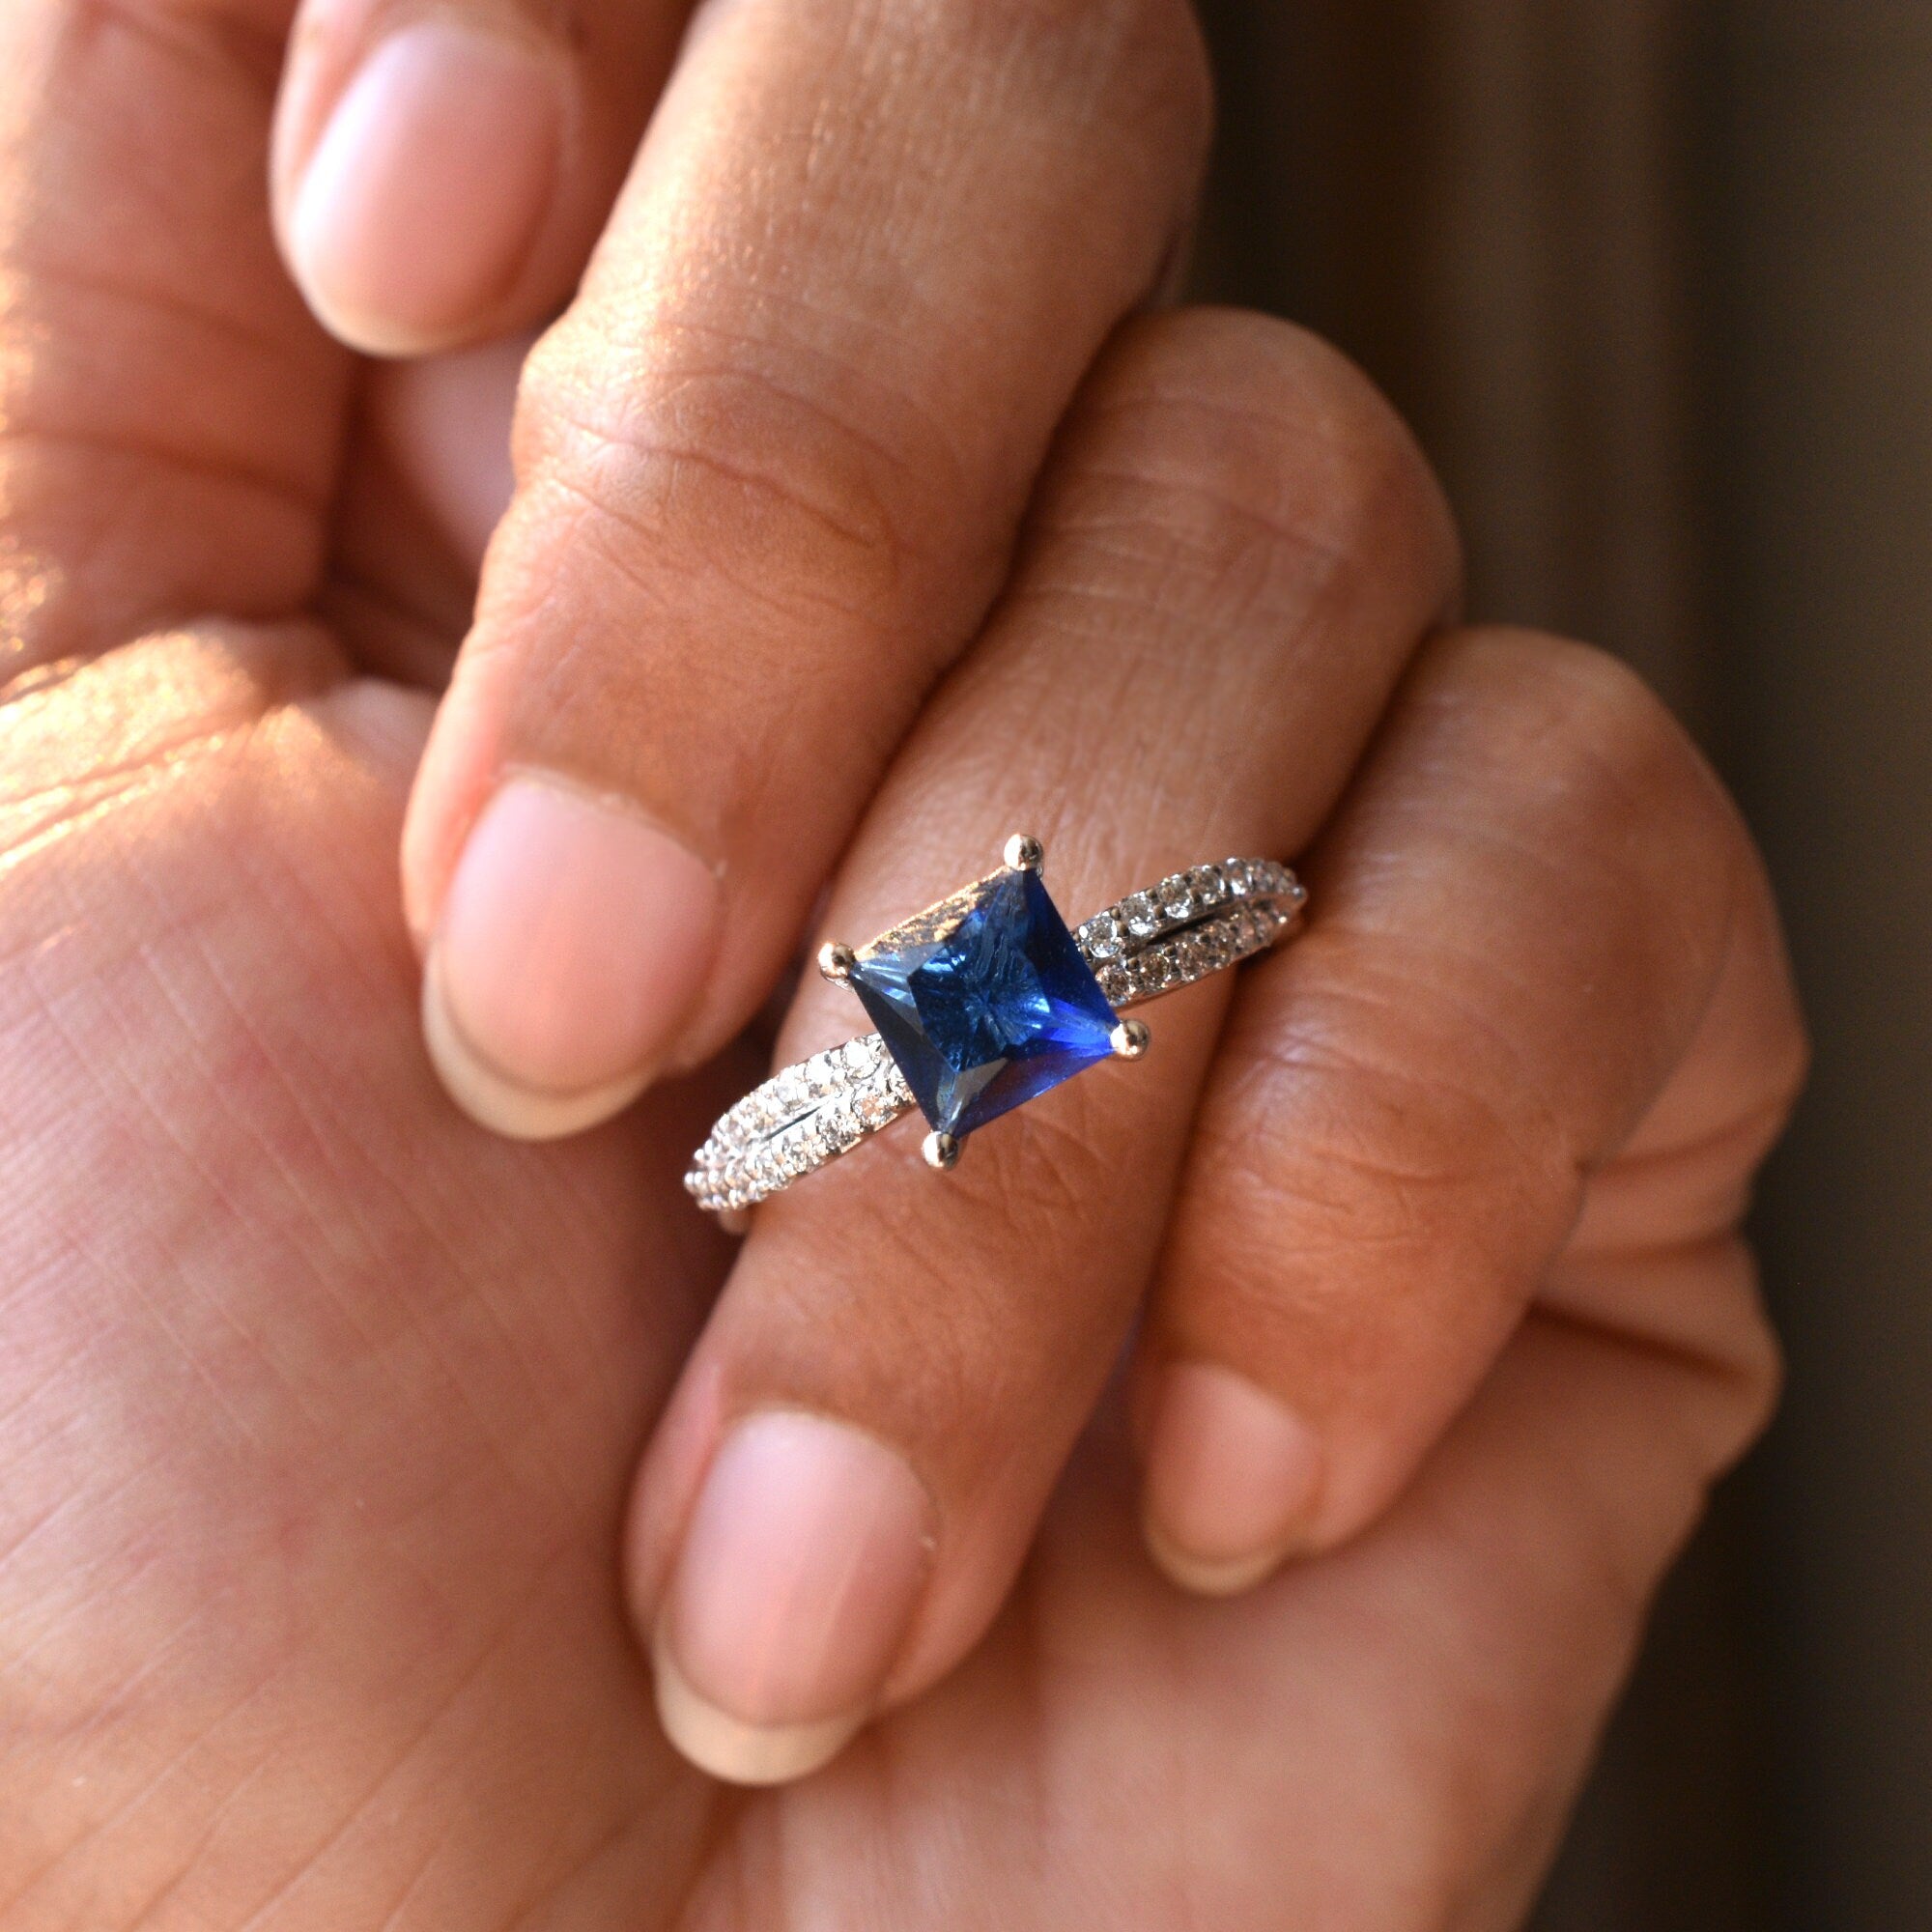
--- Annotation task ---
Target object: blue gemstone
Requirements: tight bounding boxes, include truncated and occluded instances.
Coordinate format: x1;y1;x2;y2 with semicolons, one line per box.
848;867;1119;1140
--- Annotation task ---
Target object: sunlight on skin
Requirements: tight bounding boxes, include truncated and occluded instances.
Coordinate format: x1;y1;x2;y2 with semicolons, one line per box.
0;637;735;1923
0;0;1803;1921
0;522;64;677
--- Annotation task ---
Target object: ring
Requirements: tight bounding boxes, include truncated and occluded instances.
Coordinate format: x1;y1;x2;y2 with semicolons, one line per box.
685;837;1307;1218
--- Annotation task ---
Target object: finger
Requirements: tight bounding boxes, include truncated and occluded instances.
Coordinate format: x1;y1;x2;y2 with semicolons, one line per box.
400;0;1215;1139
0;0;346;673
875;1296;1778;1927
316;335;530;687
270;0;687;355
363;334;528;578
1136;628;1807;1591
624;309;1460;1784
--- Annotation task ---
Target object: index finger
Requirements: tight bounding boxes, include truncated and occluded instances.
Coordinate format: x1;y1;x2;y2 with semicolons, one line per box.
401;0;1213;1139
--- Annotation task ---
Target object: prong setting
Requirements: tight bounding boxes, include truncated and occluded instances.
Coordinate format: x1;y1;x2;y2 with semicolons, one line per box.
1003;833;1045;873
923;1130;961;1171
818;941;857;983
1111;1018;1151;1060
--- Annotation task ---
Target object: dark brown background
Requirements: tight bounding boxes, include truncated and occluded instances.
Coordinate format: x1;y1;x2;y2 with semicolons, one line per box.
1190;3;1931;1924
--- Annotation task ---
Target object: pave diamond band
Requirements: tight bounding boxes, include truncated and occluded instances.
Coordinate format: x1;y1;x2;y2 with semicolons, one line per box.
685;855;1306;1218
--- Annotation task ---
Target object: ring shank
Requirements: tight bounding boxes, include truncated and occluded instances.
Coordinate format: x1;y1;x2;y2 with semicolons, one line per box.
685;858;1305;1216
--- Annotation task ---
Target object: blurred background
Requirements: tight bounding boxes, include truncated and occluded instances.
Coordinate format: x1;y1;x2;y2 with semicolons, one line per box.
1188;1;1930;1924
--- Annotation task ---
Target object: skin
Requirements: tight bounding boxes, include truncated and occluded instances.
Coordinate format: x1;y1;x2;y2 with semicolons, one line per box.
0;0;1805;1924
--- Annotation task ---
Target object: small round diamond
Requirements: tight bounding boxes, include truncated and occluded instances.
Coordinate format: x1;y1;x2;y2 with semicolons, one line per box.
1084;911;1125;959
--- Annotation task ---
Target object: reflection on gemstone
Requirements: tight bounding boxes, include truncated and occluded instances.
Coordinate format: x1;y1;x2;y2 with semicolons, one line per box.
848;867;1119;1140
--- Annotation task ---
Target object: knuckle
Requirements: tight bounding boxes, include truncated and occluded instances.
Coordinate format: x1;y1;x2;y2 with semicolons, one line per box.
512;324;933;633
906;0;1212;178
1098;0;1215;156
1426;628;1736;881
1474;630;1684;771
1049;309;1460;625
1499;631;1686;767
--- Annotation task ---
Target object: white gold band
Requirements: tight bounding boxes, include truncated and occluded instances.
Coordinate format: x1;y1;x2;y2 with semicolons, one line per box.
685;858;1306;1217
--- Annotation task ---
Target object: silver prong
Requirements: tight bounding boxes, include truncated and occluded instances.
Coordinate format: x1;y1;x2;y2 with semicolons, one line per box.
923;1130;961;1171
817;941;857;983
1003;833;1044;873
1111;1018;1151;1060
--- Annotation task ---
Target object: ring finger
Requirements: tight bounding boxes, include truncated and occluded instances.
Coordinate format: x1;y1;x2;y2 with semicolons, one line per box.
624;306;1461;1784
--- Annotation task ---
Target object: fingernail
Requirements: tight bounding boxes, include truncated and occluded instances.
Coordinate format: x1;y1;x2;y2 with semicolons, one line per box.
288;18;563;355
424;777;721;1139
1142;1362;1323;1596
653;1411;932;1785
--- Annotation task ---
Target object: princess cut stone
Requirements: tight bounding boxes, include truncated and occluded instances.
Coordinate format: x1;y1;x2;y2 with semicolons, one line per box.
847;867;1119;1141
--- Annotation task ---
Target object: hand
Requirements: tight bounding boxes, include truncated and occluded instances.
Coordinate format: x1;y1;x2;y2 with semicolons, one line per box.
0;0;1804;1925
